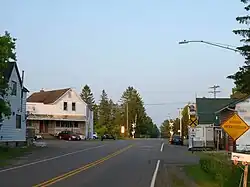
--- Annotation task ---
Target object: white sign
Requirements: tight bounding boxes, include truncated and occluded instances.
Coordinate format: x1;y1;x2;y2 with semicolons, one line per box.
132;123;136;128
121;126;125;134
170;130;174;135
169;122;174;127
132;130;135;135
231;152;250;162
188;104;196;116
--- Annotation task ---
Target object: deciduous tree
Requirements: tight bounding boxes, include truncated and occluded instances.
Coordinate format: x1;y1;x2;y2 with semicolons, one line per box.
0;31;16;121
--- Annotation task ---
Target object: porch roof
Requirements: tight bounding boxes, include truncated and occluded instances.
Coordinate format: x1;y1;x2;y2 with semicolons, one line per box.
27;114;86;121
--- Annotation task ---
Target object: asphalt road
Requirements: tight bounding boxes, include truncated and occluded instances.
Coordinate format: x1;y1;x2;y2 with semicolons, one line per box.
0;139;198;187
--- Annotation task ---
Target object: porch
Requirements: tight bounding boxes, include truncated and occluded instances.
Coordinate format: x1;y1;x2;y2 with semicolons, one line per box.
27;120;86;136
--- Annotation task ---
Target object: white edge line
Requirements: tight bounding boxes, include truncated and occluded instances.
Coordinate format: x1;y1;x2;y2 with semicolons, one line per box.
160;143;164;152
150;160;161;187
0;145;105;173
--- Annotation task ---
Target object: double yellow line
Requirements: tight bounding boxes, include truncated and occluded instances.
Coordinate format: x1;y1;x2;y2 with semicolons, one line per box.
33;144;133;187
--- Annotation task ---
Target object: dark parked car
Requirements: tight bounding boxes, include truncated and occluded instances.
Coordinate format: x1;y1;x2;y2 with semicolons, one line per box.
58;131;81;141
169;135;183;145
101;134;116;141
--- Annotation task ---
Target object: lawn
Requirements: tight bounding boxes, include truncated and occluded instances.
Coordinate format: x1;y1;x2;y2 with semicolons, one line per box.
0;146;33;167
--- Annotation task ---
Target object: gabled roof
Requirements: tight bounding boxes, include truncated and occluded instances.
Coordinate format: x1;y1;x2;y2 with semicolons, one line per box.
3;62;29;92
27;88;71;104
215;95;250;114
196;98;237;124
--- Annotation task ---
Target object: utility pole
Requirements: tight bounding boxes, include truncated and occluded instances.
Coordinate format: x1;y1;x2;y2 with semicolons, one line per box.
126;102;129;137
209;85;220;98
178;108;183;137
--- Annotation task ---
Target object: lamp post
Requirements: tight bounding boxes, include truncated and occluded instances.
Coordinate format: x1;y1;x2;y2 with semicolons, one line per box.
178;40;240;53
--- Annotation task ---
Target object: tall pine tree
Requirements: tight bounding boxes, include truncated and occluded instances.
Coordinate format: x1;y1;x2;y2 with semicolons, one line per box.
80;85;95;109
227;0;250;94
96;90;110;135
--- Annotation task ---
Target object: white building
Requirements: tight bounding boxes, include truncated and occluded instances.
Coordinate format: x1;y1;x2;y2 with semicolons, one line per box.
234;96;250;151
26;88;93;138
0;62;29;142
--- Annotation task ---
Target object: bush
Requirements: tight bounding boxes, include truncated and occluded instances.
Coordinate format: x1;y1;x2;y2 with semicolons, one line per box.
199;154;243;187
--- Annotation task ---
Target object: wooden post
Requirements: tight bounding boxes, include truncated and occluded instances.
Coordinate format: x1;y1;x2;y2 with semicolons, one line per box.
243;164;248;187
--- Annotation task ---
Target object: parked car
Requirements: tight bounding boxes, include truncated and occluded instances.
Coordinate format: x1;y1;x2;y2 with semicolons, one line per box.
58;131;81;141
34;134;43;140
169;135;183;145
93;132;98;139
101;134;116;141
76;133;86;140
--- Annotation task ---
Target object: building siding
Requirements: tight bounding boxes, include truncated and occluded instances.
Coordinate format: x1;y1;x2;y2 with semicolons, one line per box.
235;97;250;151
0;66;27;142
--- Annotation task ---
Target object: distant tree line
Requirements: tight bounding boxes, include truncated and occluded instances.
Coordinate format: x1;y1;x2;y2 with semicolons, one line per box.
80;85;160;138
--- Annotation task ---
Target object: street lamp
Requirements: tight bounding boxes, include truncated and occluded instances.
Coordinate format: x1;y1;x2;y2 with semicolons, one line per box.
178;40;240;53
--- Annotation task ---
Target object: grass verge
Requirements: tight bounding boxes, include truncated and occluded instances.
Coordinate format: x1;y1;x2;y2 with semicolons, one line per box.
184;152;244;187
184;164;219;187
0;146;33;167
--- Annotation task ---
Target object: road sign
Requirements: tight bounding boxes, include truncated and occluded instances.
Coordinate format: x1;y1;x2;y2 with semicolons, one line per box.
221;113;249;141
189;116;198;127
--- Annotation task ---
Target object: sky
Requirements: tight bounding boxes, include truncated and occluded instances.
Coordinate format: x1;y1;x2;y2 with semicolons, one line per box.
0;0;246;125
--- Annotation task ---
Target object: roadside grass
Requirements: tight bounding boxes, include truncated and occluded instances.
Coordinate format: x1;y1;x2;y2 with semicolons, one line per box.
0;146;33;167
170;173;186;187
184;151;244;187
184;164;219;187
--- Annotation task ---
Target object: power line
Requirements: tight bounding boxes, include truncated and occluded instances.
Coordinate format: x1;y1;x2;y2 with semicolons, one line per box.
208;85;221;98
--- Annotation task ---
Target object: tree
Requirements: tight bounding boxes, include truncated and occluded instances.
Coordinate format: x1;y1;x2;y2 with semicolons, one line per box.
181;105;189;137
149;124;160;138
120;86;148;137
160;119;171;138
80;84;99;127
96;90;110;135
227;0;250;94
0;31;16;121
80;85;95;109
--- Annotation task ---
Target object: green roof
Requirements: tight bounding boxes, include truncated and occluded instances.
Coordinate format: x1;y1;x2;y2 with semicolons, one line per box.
196;98;237;125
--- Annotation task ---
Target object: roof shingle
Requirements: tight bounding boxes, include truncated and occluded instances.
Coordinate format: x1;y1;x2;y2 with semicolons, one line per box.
27;88;70;104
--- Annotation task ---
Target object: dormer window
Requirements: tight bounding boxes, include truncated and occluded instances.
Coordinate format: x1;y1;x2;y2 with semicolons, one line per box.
11;81;17;95
63;102;68;111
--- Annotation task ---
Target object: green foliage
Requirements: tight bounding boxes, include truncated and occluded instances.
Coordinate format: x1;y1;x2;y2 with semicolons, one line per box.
80;84;95;109
181;105;189;137
199;154;243;187
160;119;171;138
228;0;250;94
0;31;16;121
87;86;157;138
80;84;98;127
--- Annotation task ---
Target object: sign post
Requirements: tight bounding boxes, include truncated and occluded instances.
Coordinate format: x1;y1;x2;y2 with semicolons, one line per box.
224;114;250;187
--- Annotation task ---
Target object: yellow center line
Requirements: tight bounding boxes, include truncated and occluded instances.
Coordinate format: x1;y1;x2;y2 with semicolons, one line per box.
33;144;133;187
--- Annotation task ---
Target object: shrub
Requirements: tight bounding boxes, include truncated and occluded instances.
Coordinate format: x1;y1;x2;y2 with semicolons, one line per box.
199;154;242;187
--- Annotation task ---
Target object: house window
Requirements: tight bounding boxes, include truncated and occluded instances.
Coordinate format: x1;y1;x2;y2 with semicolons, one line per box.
56;121;60;127
11;81;17;95
72;102;76;111
16;114;21;129
74;122;78;128
63;102;68;111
